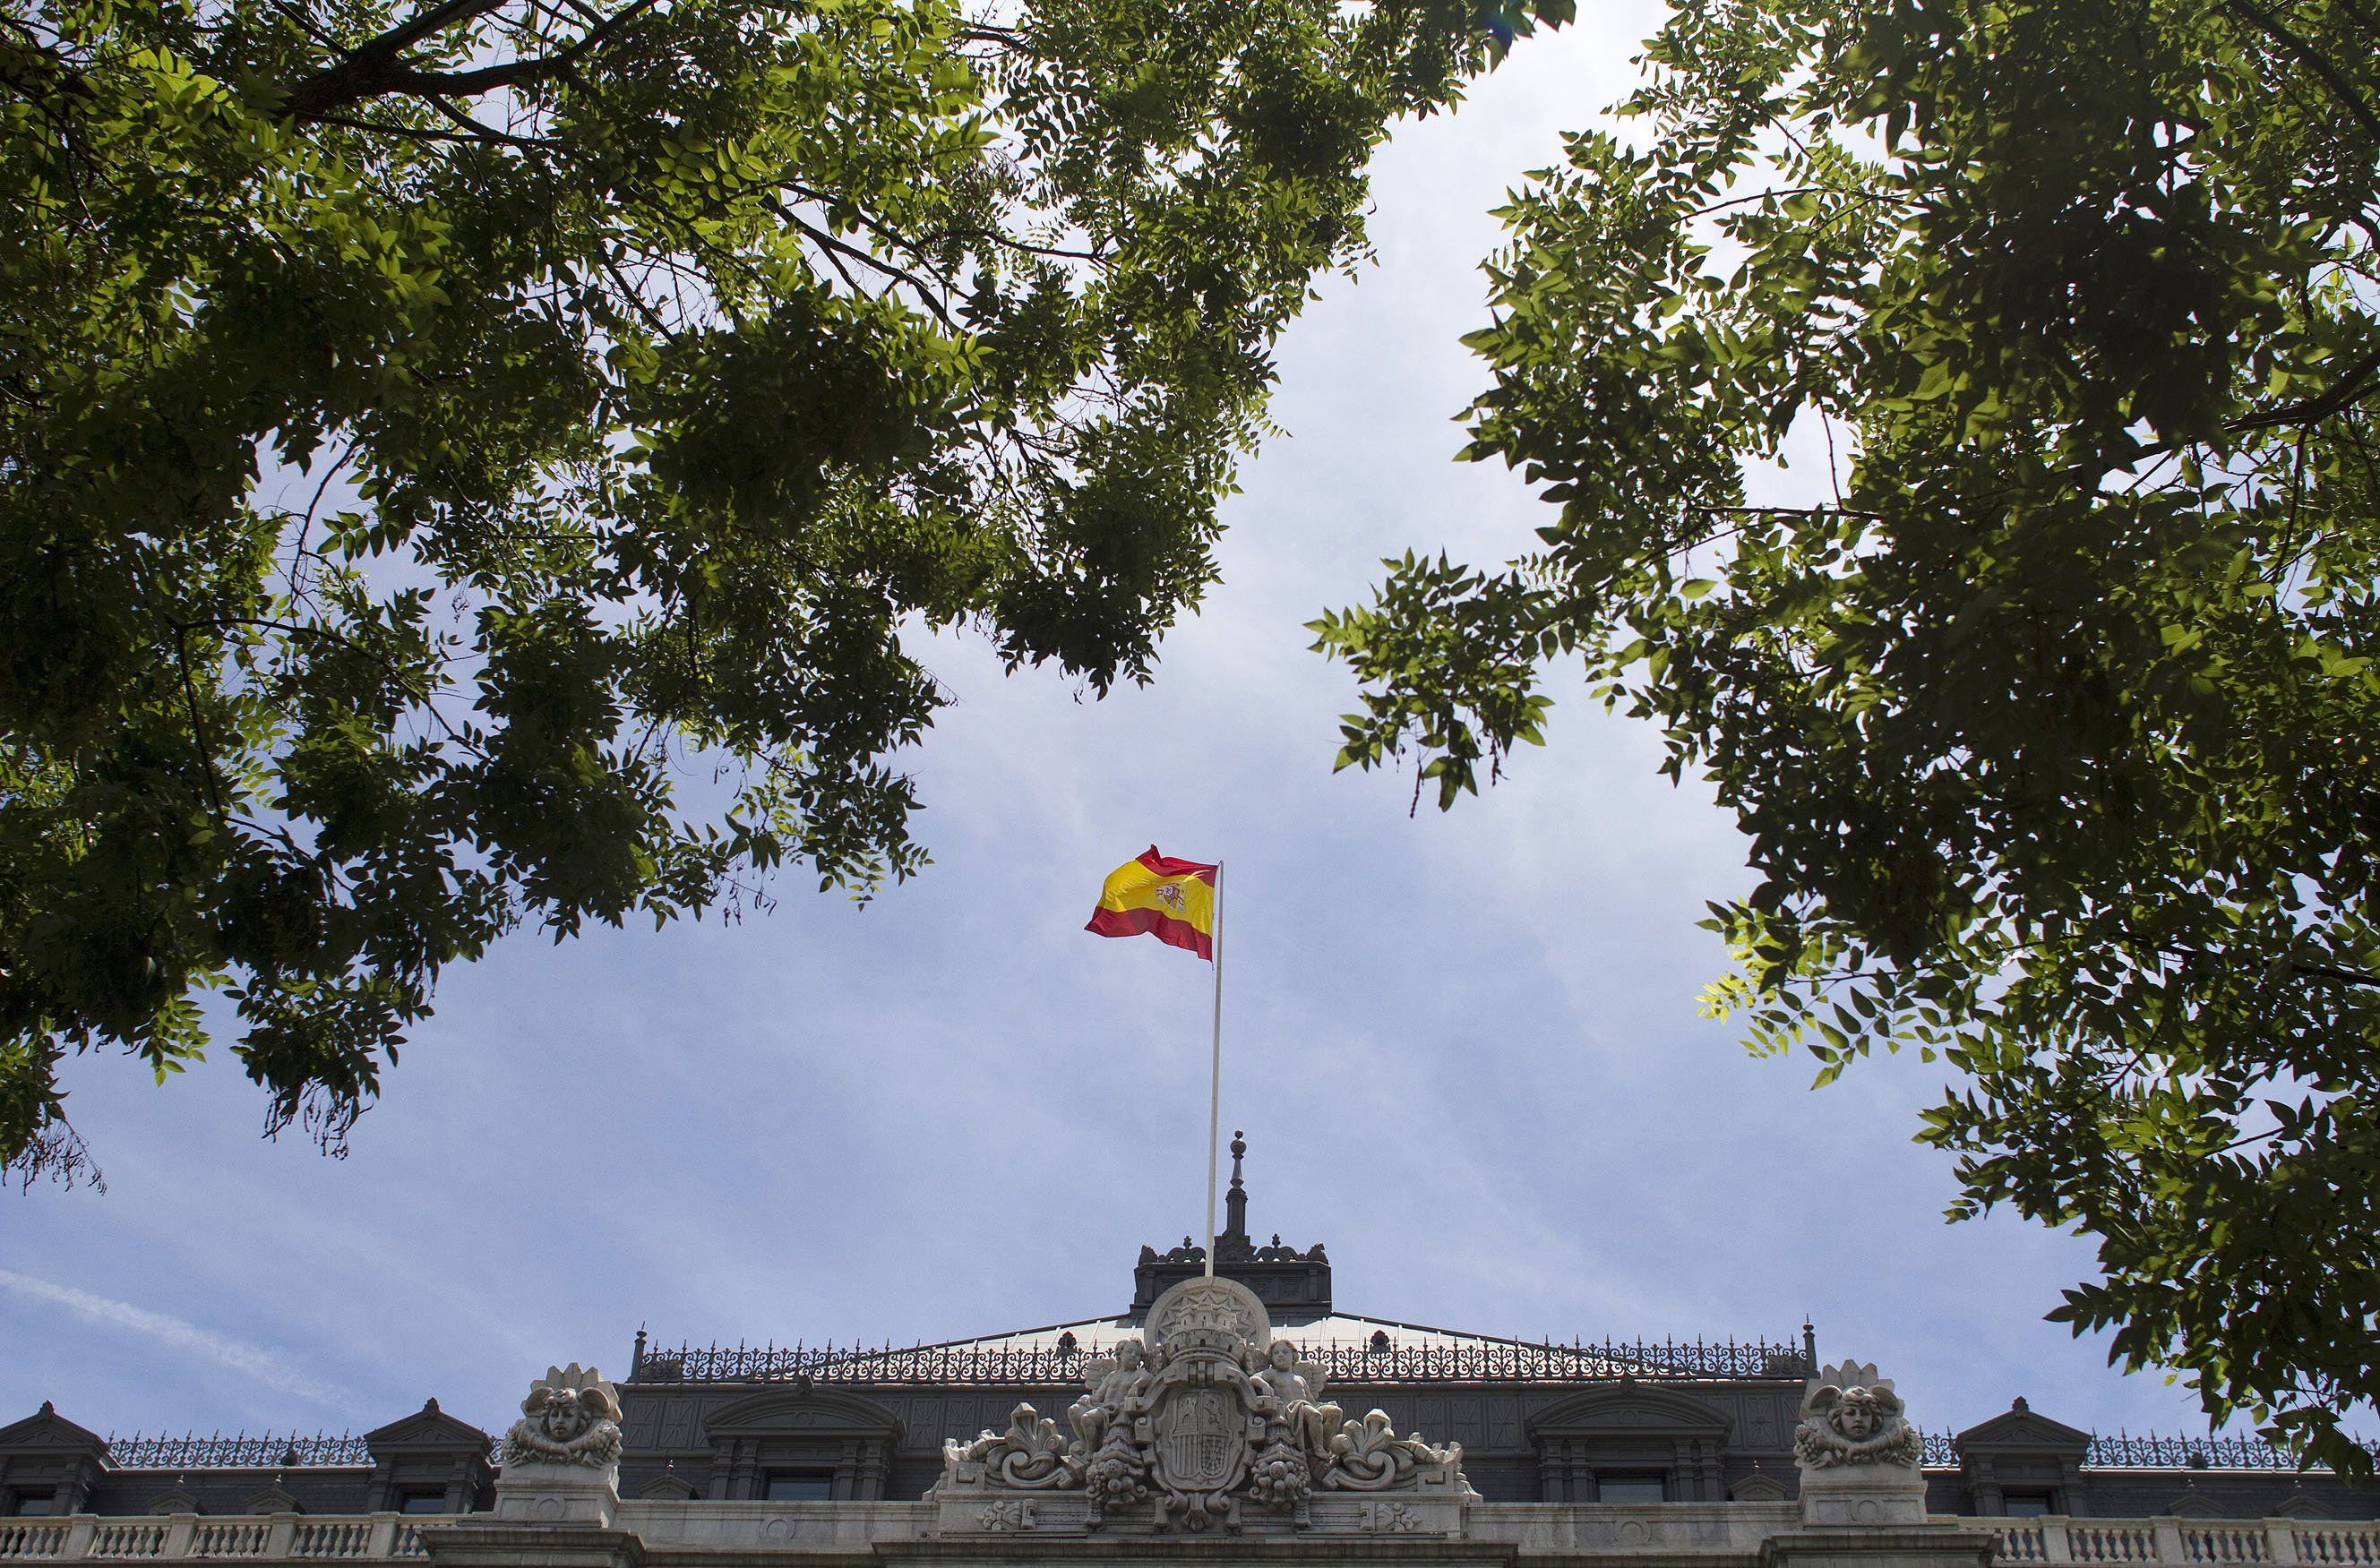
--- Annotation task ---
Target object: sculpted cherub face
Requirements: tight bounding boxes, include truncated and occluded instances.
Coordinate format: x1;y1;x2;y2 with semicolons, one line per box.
1116;1342;1142;1369
538;1390;591;1442
1269;1342;1296;1370
1835;1392;1880;1440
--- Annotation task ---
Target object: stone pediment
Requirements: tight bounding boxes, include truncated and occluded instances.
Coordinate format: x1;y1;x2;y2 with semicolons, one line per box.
1955;1401;2090;1456
242;1483;303;1515
700;1389;901;1442
0;1402;109;1457
1731;1470;1792;1503
1525;1388;1732;1439
364;1399;494;1455
145;1484;202;1515
634;1466;698;1501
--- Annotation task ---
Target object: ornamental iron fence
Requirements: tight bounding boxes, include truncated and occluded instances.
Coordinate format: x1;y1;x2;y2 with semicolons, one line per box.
107;1434;374;1468
1920;1431;2364;1472
2085;1433;2343;1471
107;1434;506;1469
631;1335;1816;1386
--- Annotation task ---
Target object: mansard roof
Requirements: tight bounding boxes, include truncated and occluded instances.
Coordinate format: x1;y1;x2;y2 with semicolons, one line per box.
884;1310;1669;1367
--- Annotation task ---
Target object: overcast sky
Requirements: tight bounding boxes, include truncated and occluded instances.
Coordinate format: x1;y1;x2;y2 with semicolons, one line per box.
0;6;2262;1461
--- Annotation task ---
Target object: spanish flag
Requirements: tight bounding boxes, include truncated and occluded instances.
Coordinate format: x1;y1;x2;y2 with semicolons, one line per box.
1086;847;1218;959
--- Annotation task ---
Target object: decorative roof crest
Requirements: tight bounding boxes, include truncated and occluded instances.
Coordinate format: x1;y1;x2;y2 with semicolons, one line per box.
938;1275;1469;1535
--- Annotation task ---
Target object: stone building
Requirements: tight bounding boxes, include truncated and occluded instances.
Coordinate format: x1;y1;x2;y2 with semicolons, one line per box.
3;1144;2370;1568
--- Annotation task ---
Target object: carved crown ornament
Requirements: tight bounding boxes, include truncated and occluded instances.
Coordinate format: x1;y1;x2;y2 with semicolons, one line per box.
502;1365;623;1470
936;1277;1470;1532
1793;1361;1924;1470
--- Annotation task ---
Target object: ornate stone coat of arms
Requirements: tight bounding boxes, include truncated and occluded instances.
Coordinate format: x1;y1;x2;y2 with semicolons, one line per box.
936;1277;1469;1535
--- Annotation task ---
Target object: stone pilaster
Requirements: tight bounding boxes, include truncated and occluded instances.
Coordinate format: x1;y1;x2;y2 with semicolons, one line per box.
1759;1524;2000;1568
491;1462;620;1531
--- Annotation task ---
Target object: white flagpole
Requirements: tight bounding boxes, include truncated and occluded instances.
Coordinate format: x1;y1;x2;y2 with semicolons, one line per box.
1203;861;1224;1280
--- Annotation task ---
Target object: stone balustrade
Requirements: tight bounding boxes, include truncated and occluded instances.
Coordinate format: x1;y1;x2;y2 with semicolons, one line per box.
0;1516;441;1563
4;1507;2377;1566
1989;1516;2380;1566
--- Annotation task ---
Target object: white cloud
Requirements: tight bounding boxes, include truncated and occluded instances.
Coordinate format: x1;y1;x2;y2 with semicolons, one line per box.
0;1269;348;1409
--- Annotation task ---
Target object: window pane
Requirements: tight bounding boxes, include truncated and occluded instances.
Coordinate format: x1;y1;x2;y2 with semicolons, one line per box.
2005;1496;2053;1518
398;1495;447;1514
12;1495;56;1517
764;1476;834;1502
1599;1478;1665;1504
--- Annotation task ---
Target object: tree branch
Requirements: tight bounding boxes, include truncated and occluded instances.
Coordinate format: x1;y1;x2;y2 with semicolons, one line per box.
2221;0;2380;141
279;0;659;123
278;0;509;120
168;623;228;822
2228;340;2380;436
766;197;958;330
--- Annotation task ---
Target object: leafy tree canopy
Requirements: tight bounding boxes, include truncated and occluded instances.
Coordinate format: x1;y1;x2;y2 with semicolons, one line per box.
1316;0;2380;1469
0;0;1566;1182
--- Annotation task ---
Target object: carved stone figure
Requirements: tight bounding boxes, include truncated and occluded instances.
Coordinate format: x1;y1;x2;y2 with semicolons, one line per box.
503;1364;623;1469
1252;1341;1344;1461
1794;1362;1924;1469
1324;1409;1460;1490
1067;1340;1152;1457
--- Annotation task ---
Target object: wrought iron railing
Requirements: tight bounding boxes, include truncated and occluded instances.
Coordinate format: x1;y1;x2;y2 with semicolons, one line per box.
107;1434;503;1469
1920;1430;2371;1472
632;1335;1816;1385
107;1434;374;1468
2086;1433;2345;1471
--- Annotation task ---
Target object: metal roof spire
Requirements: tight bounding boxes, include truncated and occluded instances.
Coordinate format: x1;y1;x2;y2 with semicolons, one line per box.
1223;1129;1250;1244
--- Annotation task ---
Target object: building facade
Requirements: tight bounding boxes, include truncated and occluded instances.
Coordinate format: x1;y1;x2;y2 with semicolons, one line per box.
4;1149;2370;1568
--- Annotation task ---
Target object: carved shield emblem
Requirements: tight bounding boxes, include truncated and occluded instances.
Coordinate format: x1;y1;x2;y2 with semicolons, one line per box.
1153;1386;1248;1494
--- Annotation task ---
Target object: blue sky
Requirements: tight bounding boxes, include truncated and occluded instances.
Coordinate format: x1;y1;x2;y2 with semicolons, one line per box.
0;7;2243;1461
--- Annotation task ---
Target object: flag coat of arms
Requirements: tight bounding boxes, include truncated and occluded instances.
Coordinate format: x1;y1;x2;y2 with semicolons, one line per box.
1085;847;1218;958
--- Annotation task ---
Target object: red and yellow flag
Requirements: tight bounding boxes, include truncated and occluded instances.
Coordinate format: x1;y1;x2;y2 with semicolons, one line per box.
1085;847;1218;959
